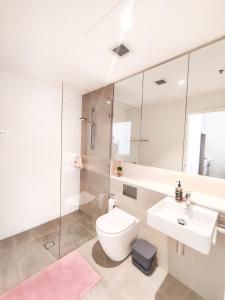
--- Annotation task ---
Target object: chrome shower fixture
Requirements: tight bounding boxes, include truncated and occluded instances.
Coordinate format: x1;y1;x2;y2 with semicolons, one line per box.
80;117;87;121
89;107;95;150
80;108;95;149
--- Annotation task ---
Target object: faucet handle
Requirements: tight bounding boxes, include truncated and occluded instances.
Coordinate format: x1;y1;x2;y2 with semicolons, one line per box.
185;191;191;206
185;191;191;198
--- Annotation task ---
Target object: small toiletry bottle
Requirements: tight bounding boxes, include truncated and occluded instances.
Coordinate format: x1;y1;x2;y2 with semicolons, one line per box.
175;181;183;202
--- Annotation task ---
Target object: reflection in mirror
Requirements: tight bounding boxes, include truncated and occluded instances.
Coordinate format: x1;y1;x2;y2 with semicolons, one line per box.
139;55;189;171
185;39;225;179
112;73;143;163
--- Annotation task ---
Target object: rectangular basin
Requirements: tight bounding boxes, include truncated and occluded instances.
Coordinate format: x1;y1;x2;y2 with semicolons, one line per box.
147;196;218;254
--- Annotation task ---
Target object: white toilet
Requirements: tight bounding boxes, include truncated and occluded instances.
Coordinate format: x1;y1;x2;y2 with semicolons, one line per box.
96;207;139;261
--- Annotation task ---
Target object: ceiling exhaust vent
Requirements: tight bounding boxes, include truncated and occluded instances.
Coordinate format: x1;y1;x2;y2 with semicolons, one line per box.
113;44;130;56
155;79;167;85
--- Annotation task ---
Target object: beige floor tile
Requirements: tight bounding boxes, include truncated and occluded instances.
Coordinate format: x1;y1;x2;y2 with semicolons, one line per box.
78;238;129;283
159;274;192;300
1;232;206;300
155;291;168;300
33;219;60;238
79;237;167;300
0;250;19;294
188;291;205;300
11;229;35;247
77;212;97;235
0;213;96;295
16;239;56;281
61;211;80;226
106;267;162;300
60;222;95;257
0;237;13;256
82;287;112;300
39;230;60;259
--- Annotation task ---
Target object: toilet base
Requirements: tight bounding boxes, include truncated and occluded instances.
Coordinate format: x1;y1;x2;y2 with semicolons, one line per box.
96;220;139;261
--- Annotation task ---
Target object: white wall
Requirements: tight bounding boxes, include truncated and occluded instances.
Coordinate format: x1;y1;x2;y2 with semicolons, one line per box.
139;99;185;171
121;161;225;200
186;114;202;175
187;89;225;113
0;71;81;239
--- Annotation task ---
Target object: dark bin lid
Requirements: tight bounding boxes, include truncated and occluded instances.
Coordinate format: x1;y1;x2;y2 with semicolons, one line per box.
132;239;156;260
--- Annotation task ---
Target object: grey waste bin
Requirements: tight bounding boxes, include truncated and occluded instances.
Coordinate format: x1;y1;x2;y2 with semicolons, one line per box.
131;239;157;275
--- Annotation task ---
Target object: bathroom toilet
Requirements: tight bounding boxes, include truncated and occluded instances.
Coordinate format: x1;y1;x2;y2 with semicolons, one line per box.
96;208;139;261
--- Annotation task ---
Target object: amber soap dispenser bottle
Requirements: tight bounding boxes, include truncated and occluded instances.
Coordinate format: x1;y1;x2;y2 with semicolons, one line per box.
175;181;183;202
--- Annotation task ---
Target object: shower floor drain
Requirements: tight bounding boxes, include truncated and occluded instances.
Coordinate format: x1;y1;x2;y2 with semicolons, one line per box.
44;240;55;250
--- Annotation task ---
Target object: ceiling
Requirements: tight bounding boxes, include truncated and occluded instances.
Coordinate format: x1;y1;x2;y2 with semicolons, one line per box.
0;0;225;94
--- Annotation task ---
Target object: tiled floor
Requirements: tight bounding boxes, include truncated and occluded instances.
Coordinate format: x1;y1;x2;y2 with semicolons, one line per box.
0;210;96;294
78;238;205;300
1;214;205;300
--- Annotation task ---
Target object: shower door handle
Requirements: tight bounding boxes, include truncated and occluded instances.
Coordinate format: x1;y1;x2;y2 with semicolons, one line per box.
90;125;94;149
89;107;95;150
89;123;95;150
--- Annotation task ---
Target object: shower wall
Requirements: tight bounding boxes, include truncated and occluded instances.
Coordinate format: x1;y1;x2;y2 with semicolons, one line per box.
80;85;113;220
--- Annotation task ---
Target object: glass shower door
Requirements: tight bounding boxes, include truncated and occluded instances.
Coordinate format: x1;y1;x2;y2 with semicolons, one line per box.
0;75;62;294
60;84;113;257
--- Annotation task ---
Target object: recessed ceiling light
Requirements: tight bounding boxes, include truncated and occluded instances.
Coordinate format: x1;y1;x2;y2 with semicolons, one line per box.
178;79;185;85
120;1;133;32
120;8;132;31
107;101;111;104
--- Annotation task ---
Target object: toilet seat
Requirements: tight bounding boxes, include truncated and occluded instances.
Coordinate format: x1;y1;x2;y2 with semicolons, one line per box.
96;208;136;235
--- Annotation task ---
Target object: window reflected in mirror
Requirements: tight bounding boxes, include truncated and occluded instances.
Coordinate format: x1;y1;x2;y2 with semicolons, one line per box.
186;111;225;178
112;121;132;156
185;38;225;179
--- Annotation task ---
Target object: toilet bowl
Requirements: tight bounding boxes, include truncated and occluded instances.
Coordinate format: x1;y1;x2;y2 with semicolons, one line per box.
96;208;139;261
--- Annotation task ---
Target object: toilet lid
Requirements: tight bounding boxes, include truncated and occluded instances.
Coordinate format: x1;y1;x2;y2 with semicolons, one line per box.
96;208;136;234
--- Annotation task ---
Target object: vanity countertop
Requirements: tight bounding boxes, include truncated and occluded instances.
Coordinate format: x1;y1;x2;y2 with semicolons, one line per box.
111;175;225;214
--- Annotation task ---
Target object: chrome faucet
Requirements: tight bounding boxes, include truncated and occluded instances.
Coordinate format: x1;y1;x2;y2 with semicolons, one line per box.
184;192;192;212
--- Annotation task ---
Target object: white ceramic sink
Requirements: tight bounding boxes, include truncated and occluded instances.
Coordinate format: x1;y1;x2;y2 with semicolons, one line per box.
147;196;218;254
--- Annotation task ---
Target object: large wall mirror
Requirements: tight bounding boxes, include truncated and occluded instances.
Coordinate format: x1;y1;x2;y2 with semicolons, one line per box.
112;55;189;171
184;39;225;179
139;55;188;171
112;73;143;164
112;38;225;180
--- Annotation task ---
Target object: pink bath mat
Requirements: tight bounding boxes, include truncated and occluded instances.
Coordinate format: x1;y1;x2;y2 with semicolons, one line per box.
0;251;101;300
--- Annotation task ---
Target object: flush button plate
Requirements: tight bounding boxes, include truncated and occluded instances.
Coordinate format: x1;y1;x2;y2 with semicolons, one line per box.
123;184;137;199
